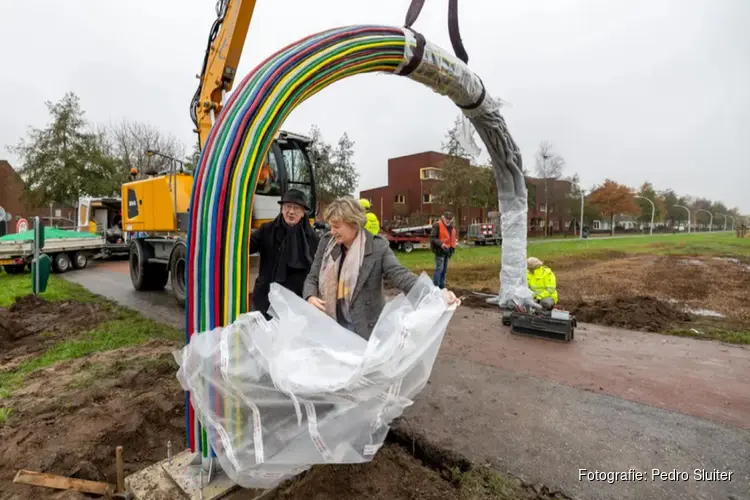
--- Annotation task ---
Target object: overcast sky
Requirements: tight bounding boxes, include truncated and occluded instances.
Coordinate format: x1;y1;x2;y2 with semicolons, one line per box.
1;0;748;212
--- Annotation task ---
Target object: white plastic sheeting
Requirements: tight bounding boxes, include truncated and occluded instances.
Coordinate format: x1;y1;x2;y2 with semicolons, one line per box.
174;273;456;489
399;28;533;307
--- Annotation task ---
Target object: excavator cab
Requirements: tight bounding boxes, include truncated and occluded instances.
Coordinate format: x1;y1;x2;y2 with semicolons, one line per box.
251;130;317;226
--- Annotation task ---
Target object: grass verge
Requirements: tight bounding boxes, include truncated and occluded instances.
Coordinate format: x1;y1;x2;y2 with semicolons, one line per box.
397;232;750;272
0;312;181;396
667;328;750;345
0;273;101;307
450;465;540;499
0;275;182;409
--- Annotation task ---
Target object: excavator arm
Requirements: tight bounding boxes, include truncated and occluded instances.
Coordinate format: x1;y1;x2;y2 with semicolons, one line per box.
190;0;258;149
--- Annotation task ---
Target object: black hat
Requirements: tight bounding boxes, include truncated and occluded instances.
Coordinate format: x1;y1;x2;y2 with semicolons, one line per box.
278;189;310;211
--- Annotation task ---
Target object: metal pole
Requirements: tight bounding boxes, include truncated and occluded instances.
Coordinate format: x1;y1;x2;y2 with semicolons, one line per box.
579;186;584;239
674;204;690;233
728;215;735;230
695;209;712;232
650;201;654;236
716;213;726;231
634;195;655;236
33;216;40;295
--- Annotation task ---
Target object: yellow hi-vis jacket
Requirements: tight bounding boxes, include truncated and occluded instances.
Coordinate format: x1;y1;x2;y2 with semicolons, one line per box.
527;266;558;303
364;212;380;235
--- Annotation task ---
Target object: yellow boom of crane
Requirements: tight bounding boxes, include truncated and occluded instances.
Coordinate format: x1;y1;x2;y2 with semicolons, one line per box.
120;0;317;307
191;0;258;149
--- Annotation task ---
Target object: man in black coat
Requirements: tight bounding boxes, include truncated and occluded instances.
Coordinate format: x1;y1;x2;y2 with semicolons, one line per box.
249;189;320;318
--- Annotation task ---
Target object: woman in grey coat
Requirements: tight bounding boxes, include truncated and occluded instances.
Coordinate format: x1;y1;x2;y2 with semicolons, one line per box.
303;197;457;340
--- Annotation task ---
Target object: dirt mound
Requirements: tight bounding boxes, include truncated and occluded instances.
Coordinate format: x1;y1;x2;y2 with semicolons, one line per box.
0;344;184;499
644;258;709;300
0;296;115;361
571;296;692;332
267;444;460;500
265;442;564;500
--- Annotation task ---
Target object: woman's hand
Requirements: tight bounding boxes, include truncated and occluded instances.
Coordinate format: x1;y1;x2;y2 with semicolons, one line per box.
443;289;458;305
307;296;326;312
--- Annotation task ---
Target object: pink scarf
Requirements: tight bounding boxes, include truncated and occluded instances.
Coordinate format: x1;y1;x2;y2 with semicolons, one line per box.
319;230;366;324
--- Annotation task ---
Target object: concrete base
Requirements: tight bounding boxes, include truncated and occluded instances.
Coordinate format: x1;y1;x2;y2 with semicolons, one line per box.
125;451;243;500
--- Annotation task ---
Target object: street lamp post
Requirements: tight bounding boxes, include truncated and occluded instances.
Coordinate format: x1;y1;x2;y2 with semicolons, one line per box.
727;215;736;231
716;213;727;231
634;195;655;236
579;184;585;239
695;209;713;232
673;204;691;233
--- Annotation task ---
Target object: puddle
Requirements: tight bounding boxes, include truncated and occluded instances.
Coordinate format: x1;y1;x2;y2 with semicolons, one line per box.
685;308;725;318
680;259;706;267
711;257;750;271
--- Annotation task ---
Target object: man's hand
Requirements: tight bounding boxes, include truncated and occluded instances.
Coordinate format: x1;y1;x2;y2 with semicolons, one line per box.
307;296;326;312
441;243;450;250
443;289;458;305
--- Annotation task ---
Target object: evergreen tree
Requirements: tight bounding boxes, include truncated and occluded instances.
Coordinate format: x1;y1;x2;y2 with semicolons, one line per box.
10;92;121;205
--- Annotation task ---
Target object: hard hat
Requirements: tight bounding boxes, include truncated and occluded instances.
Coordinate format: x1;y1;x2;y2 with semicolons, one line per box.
359;199;371;210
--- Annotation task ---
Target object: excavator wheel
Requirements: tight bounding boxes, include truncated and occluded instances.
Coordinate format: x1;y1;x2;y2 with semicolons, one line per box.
129;239;168;291
170;242;187;308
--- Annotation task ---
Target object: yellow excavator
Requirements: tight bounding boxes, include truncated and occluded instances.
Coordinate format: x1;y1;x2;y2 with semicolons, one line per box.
120;0;317;307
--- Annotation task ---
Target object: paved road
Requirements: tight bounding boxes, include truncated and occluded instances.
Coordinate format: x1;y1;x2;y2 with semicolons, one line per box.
407;357;749;500
444;308;750;431
64;260;183;329
65;261;750;500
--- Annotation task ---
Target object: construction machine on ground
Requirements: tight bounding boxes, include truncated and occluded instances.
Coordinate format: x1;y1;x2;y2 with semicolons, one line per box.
120;0;317;307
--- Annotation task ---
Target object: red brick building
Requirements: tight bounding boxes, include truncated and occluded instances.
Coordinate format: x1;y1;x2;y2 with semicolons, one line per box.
0;160;76;235
359;152;575;234
359;152;487;231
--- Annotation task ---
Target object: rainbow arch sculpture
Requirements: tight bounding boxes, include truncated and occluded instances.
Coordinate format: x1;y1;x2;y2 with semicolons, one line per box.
185;24;531;459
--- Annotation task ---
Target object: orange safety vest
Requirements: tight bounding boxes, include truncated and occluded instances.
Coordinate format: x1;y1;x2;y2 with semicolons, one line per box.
438;220;458;248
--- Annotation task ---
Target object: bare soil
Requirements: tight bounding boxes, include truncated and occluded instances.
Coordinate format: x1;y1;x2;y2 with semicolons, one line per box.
0;296;116;365
0;343;186;500
454;255;750;333
264;440;567;500
557;255;750;324
570;295;691;332
451;288;498;310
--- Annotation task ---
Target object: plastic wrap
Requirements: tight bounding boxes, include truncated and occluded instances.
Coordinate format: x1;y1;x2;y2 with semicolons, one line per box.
174;273;456;489
400;29;533;307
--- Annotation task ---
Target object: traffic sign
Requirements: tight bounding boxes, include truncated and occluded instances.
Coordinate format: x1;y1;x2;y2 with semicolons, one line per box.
16;218;29;233
0;206;5;220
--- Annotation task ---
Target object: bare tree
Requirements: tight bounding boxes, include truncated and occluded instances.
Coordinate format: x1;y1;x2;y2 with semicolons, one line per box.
308;125;359;208
534;141;565;236
104;119;186;179
435;117;474;225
